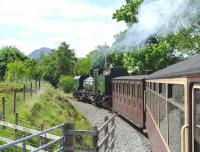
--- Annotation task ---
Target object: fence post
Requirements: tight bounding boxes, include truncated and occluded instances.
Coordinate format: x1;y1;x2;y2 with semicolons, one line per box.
104;116;109;152
35;79;37;93
22;142;26;152
13;90;16;113
30;82;32;96
111;114;115;150
40;124;44;146
15;113;18;139
93;126;98;152
63;123;75;152
39;78;41;91
2;97;5;129
23;84;26;101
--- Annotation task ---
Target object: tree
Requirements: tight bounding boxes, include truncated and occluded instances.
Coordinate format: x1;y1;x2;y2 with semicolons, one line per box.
160;28;200;55
5;60;25;82
53;42;77;75
0;46;28;80
112;0;143;24
124;42;184;74
87;45;109;69
58;75;74;93
107;51;125;67
74;58;90;75
40;42;76;87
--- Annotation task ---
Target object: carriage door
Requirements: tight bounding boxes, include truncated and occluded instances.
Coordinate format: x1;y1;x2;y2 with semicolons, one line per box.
192;84;200;152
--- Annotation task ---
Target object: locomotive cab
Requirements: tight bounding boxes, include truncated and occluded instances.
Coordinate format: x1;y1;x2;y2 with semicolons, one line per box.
95;67;128;108
73;75;88;99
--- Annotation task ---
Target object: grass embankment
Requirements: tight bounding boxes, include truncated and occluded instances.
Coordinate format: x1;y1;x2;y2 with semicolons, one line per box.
0;82;91;151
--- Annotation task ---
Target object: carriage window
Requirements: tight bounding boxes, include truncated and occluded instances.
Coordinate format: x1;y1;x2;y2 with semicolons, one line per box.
159;83;162;94
119;83;121;94
138;85;141;99
135;84;138;98
125;83;127;95
153;83;156;91
172;84;184;106
123;83;124;94
168;84;173;98
130;84;132;97
162;83;166;97
156;83;159;92
168;102;184;152
194;88;200;152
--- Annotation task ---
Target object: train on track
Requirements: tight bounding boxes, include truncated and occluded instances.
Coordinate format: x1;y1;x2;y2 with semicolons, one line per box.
72;54;200;152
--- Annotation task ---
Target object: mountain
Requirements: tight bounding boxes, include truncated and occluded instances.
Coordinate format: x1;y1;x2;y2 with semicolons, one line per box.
28;47;51;59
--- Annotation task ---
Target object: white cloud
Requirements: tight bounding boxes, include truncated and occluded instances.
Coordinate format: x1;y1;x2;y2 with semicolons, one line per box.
0;0;126;57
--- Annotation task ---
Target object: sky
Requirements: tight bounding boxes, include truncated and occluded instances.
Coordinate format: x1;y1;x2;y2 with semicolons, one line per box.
0;0;126;57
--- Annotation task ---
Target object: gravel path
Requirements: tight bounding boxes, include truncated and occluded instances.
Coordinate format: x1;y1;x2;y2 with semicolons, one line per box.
67;98;152;152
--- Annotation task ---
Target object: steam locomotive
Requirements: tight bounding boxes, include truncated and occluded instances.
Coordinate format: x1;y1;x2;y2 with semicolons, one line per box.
73;67;128;108
73;54;200;152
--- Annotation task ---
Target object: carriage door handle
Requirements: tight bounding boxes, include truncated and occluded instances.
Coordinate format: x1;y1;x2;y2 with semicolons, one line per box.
181;124;189;152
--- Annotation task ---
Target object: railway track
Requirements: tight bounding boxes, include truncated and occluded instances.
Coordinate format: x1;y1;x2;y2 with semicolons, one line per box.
67;97;152;152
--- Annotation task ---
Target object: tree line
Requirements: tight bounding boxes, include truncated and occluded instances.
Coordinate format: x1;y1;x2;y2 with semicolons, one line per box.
0;42;90;92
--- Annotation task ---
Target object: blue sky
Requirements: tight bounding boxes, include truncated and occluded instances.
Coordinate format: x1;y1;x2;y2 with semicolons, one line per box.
0;0;126;57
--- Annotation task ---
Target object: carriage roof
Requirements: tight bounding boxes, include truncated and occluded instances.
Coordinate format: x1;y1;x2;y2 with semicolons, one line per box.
113;75;148;80
148;54;200;79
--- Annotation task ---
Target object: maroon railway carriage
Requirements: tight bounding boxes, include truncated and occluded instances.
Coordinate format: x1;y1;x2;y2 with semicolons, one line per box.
146;54;200;152
112;75;147;128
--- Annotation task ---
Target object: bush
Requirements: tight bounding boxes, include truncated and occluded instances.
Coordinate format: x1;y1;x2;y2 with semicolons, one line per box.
58;75;73;93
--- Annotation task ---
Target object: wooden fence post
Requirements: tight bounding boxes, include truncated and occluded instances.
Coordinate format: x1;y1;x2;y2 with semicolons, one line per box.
93;126;98;152
14;112;18;152
40;124;44;146
39;78;41;91
2;97;5;129
35;79;37;93
15;113;18;139
111;115;115;150
23;84;26;101
13;90;16;113
104;116;109;151
30;83;32;96
63;123;75;152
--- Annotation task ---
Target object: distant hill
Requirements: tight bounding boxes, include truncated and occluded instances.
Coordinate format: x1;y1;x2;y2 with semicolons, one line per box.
28;47;51;59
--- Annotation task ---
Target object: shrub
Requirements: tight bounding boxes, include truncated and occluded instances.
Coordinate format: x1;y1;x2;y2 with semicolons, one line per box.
58;75;73;93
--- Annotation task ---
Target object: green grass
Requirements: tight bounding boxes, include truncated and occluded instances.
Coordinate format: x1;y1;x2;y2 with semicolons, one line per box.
0;82;92;151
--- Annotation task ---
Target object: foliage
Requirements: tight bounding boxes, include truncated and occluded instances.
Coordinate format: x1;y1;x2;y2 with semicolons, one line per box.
74;58;90;75
5;60;25;81
0;46;28;80
160;28;200;54
0;84;91;149
87;45;109;69
112;0;143;24
124;42;184;74
58;75;74;93
107;51;125;67
40;42;76;87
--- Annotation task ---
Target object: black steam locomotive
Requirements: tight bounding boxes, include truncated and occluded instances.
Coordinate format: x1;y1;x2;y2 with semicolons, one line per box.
72;67;128;108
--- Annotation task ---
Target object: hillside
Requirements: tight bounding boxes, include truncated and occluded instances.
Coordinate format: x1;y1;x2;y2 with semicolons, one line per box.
28;47;51;59
0;82;91;151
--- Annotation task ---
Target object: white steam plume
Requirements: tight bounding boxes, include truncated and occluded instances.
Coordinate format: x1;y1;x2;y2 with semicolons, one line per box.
114;0;200;49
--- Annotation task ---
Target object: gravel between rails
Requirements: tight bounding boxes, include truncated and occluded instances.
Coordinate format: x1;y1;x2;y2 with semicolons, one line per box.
67;98;152;152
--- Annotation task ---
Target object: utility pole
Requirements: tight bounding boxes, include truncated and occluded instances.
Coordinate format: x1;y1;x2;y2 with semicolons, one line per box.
104;42;107;68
